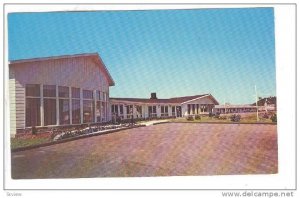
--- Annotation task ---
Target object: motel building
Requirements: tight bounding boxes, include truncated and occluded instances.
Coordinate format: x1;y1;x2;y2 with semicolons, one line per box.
9;53;114;137
9;52;260;138
8;53;220;137
213;105;258;114
110;93;219;120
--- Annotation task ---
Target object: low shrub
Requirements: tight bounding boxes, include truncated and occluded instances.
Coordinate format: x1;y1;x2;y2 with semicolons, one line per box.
230;114;241;122
186;115;194;121
219;116;227;120
262;113;269;119
214;112;220;119
31;126;37;135
59;131;76;140
208;112;213;117
271;113;277;123
195;115;201;120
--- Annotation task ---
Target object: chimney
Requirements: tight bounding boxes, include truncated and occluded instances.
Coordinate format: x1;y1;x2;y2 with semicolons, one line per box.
150;92;157;99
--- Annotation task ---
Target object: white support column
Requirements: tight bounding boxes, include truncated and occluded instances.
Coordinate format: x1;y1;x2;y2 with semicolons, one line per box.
144;105;147;118
168;105;172;117
120;104;124;119
117;104;120;119
182;104;188;117
123;104;127;119
157;105;161;118
133;104;137;118
147;105;150;118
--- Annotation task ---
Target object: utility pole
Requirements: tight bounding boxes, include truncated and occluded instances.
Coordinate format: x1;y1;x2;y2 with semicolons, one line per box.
255;85;259;122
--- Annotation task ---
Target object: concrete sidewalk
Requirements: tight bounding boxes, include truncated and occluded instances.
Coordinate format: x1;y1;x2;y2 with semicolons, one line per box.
139;119;170;126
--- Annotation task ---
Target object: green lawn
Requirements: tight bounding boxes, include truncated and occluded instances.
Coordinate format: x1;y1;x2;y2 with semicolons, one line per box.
11;137;51;149
169;115;274;124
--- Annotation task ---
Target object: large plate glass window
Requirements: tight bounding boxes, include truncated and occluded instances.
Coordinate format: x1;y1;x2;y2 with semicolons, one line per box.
25;84;41;127
83;89;94;123
58;86;70;125
71;87;80;124
43;85;56;126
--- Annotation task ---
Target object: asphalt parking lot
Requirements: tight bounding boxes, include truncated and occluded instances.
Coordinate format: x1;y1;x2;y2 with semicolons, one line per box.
11;123;277;179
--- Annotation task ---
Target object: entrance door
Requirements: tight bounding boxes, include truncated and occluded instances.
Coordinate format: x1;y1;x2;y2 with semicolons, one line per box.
176;106;182;117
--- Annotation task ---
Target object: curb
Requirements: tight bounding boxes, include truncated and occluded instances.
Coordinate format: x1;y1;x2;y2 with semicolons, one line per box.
152;121;171;125
170;121;277;125
11;125;146;153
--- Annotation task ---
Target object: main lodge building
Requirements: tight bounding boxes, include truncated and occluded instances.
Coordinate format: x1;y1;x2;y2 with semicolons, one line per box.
9;53;257;137
9;53;113;137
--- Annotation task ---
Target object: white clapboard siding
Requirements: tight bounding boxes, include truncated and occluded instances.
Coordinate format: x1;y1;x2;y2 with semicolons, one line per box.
14;80;26;130
9;67;26;136
11;56;107;91
9;74;16;137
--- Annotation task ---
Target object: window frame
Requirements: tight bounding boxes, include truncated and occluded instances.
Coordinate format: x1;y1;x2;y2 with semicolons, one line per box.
161;105;169;117
148;105;157;118
58;86;70;125
42;85;57;126
25;84;41;127
126;105;133;119
24;84;106;127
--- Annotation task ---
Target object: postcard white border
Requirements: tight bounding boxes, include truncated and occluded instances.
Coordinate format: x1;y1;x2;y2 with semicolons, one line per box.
2;4;296;190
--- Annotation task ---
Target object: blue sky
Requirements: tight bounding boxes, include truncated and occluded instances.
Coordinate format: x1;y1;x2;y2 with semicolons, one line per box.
8;8;276;104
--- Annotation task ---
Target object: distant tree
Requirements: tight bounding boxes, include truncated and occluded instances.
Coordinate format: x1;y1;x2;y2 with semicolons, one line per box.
252;96;276;106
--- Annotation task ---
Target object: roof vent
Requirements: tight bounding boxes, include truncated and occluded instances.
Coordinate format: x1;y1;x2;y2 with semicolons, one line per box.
150;92;157;99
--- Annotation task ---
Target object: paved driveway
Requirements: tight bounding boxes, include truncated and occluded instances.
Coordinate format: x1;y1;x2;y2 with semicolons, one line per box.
11;123;277;179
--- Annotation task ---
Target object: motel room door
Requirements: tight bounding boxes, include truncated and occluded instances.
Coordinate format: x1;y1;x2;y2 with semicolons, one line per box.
176;106;182;117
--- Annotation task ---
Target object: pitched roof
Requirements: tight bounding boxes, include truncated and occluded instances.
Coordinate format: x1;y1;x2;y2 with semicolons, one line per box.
111;94;219;104
9;53;115;86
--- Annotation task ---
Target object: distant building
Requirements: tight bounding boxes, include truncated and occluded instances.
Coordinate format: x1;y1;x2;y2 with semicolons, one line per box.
110;93;219;119
213;105;257;114
259;104;276;112
9;53;114;137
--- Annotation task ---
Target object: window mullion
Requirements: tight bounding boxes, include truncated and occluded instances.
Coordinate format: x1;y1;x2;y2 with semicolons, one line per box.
40;84;44;127
80;88;83;124
56;85;59;125
69;87;72;125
